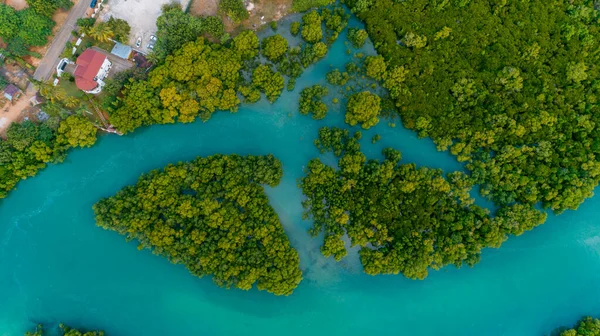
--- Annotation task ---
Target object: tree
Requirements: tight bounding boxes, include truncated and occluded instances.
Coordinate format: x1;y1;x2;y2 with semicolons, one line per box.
301;127;546;279
17;9;55;46
252;65;284;103
301;11;322;43
290;22;300;36
25;323;105;336
106;16;131;44
57;115;98;148
88;22;114;42
0;4;18;40
63;97;81;109
300;42;327;67
347;28;368;48
560;317;600;336
232;30;259;60
364;55;386;81
345;91;381;129
261;34;288;61
36;80;66;103
292;0;334;12
299;85;328;120
219;0;249;23
93;154;303;296
76;17;96;30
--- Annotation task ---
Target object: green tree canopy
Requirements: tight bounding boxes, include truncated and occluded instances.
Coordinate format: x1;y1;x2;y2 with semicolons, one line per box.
299;84;328;120
232;30;259;60
57;115;98;148
345;91;381;129
219;0;249;23
261;34;288;62
560;317;600;336
301;127;547;279
301;11;323;43
93;154;302;296
350;0;600;214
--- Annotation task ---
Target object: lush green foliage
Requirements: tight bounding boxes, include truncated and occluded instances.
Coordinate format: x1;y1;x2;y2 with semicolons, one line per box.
345;91;380;129
106;16;131;44
321;6;349;44
252;64;285;103
153;6;224;61
292;0;334;13
326;69;350;86
219;0;249;23
347;28;368;48
299;85;328;120
26;0;72;15
301;11;322;43
300;127;546;278
93;155;302;295
110;38;242;132
561;317;600;336
351;0;600;214
261;34;288;62
0;5;55;56
300;41;327;67
25;323;104;336
290;22;300;36
232;30;259;60
0;117;97;199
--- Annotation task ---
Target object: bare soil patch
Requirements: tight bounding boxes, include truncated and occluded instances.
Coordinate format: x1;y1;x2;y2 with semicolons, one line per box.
190;0;219;16
3;0;27;10
98;0;191;53
190;0;293;34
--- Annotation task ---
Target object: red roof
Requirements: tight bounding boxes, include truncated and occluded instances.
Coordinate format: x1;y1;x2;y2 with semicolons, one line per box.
74;49;106;91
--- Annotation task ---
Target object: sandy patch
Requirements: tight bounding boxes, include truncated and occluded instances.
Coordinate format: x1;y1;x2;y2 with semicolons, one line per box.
190;0;293;34
190;0;219;17
98;0;191;53
4;0;27;10
0;95;33;137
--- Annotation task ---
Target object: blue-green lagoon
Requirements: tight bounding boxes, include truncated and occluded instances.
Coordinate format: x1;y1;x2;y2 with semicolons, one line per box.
1;18;600;336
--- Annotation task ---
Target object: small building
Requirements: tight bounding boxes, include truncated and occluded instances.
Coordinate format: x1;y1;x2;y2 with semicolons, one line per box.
74;49;112;94
111;42;132;59
3;84;21;102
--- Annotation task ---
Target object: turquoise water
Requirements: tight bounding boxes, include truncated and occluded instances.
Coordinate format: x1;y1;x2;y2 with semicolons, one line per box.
2;17;600;336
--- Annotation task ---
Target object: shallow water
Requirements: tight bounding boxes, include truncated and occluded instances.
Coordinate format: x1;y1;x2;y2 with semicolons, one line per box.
1;16;600;336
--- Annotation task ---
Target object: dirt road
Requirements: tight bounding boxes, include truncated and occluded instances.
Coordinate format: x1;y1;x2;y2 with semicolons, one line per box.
30;0;91;90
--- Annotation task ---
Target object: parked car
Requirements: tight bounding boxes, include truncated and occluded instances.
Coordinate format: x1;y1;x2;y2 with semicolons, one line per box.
147;35;157;50
135;37;142;48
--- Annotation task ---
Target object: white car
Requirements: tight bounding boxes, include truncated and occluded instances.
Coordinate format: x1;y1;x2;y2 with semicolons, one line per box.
147;35;157;50
135;37;142;48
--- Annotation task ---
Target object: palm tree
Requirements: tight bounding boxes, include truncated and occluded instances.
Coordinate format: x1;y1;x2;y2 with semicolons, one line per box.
34;80;66;103
89;23;114;43
63;96;80;109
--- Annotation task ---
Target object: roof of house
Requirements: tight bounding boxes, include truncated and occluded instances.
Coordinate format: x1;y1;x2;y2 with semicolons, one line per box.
75;49;107;91
111;42;132;60
3;84;20;97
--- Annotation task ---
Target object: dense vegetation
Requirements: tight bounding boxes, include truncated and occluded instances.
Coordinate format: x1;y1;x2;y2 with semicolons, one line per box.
152;5;226;61
292;0;334;13
25;323;104;336
0;0;66;57
299;84;329;120
93;155;302;295
218;0;249;24
0;117;97;199
300;127;546;278
347;0;600;214
560;316;600;336
109;8;347;134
